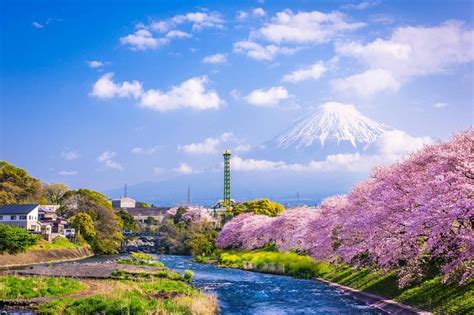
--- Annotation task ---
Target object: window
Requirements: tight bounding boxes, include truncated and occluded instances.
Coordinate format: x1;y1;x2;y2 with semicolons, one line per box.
29;215;32;220
0;216;3;220
19;215;27;220
11;215;16;220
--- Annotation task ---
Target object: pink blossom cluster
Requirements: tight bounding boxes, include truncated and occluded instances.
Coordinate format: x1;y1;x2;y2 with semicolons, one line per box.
217;130;473;286
180;206;214;223
165;206;213;223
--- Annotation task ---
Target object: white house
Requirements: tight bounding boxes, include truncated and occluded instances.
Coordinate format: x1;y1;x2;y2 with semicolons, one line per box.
0;204;40;232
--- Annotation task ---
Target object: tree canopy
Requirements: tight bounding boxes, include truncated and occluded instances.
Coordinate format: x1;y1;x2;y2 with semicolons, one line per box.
42;183;69;204
59;189;122;254
231;198;285;217
0;161;43;206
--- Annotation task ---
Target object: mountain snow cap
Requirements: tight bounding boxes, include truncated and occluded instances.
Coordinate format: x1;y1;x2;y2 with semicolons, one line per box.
276;102;390;149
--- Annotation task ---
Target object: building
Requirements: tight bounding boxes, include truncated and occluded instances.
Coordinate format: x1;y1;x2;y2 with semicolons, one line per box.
123;207;170;225
112;197;136;209
0;204;40;232
38;205;68;235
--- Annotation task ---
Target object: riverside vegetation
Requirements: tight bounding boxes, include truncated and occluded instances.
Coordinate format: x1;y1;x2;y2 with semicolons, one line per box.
0;253;217;314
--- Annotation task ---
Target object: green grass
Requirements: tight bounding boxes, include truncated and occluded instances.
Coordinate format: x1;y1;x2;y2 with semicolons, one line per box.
116;252;165;267
218;250;473;314
0;275;85;299
36;279;216;315
28;237;81;251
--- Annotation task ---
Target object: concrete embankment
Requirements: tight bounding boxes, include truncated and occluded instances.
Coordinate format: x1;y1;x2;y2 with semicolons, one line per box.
0;247;93;267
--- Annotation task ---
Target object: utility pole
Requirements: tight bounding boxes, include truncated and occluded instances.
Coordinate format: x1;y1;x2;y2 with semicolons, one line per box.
124;184;128;198
296;192;300;207
187;186;191;205
223;149;231;207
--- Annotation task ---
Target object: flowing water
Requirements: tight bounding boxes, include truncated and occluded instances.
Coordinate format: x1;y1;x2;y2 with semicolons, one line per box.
1;255;382;314
158;255;382;315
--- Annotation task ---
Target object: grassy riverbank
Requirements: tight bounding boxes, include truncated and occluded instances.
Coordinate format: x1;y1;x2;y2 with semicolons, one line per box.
0;253;218;314
216;250;473;314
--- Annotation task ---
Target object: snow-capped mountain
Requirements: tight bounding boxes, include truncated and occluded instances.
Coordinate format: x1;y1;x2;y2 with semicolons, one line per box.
276;102;390;149
255;102;391;162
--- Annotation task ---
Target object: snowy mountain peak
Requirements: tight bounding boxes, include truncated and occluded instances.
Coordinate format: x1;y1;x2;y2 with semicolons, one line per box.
275;102;390;149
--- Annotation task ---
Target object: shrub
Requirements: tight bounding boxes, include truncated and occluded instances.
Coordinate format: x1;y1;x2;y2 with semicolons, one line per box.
183;270;194;282
0;224;39;254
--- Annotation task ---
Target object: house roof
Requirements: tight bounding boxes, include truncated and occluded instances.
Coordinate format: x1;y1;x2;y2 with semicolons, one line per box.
0;204;39;215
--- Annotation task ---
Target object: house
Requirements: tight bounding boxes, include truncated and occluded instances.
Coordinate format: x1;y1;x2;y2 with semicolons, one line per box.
0;204;40;232
38;205;68;234
112;197;136;209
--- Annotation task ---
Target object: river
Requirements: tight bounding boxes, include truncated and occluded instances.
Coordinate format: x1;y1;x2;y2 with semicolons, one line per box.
158;255;382;314
2;255;382;314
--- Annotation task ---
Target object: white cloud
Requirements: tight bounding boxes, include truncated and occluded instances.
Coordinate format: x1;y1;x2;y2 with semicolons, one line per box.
234;40;298;61
91;74;223;112
202;53;227;64
32;21;44;29
172;11;224;31
234;144;252;152
91;73;143;99
179;132;234;154
258;10;365;44
236;11;249;21
375;130;432;158
97;151;123;171
253;8;266;17
342;1;379;10
174;163;194;174
335;21;474;95
282;62;327;83
120;29;168;50
131;146;159;155
139;76;222;111
331;69;400;97
433;102;448;109
166;30;191;38
87;60;104;69
230;130;431;173
58;170;77;176
244;86;290;107
61;151;78;160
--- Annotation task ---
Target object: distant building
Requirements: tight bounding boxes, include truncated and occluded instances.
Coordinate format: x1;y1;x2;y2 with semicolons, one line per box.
0;204;40;232
124;207;170;224
112;197;136;209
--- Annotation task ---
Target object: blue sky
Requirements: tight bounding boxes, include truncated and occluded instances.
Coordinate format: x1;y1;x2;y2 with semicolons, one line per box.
1;0;473;203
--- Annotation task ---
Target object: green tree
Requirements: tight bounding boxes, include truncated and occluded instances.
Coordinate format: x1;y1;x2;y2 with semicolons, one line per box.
0;161;42;206
42;183;69;204
145;216;158;225
118;210;137;232
70;212;96;244
0;224;39;253
173;207;187;224
59;189;122;254
136;201;151;208
231;198;285;217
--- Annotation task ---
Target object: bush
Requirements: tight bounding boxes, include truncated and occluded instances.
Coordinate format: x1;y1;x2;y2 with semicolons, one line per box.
231;198;284;217
0;224;39;254
183;270;194;282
